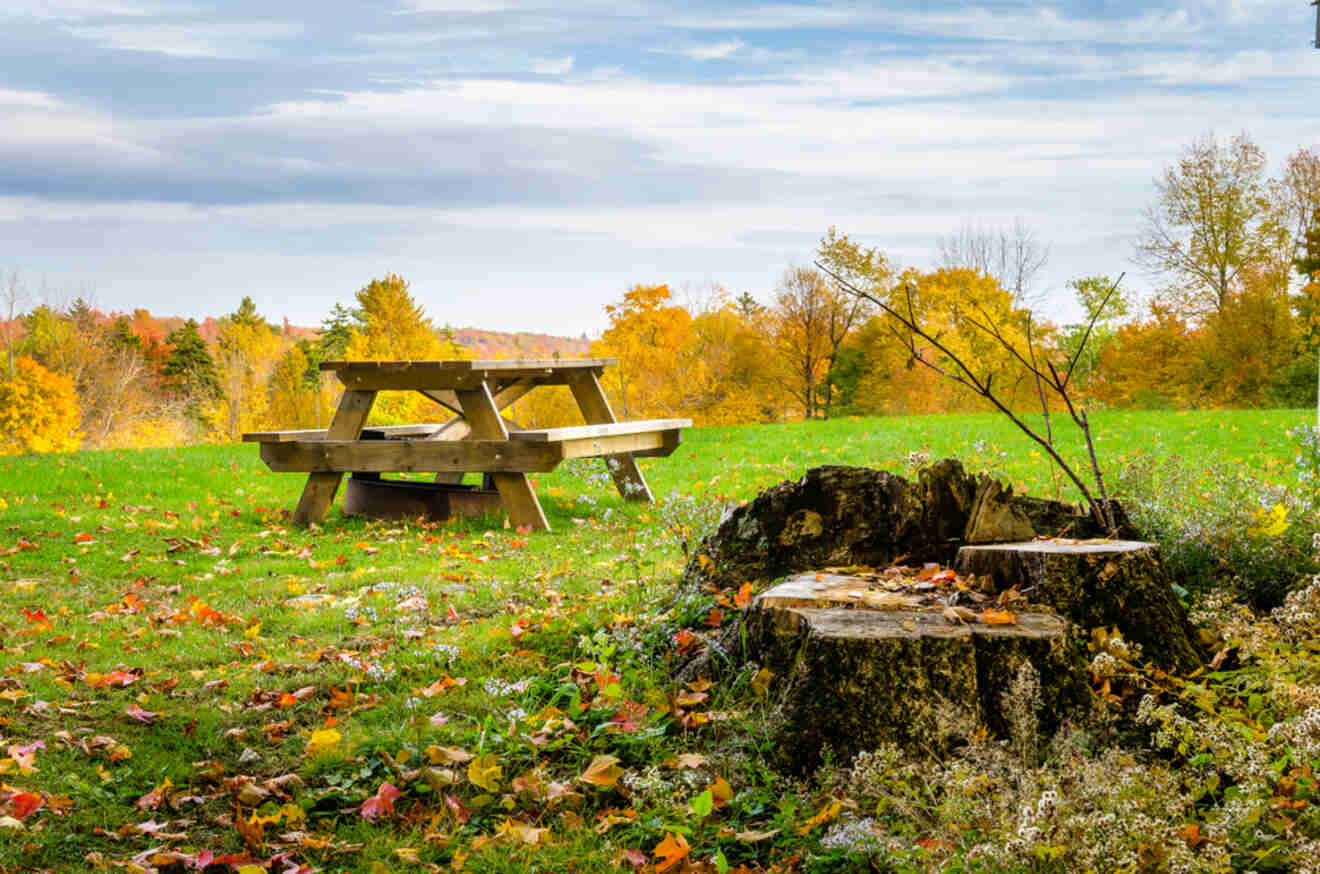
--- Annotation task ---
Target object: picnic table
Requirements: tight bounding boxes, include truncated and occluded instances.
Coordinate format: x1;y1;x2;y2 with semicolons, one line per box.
242;358;690;531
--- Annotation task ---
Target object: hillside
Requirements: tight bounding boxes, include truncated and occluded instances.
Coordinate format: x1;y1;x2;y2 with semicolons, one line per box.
450;326;592;359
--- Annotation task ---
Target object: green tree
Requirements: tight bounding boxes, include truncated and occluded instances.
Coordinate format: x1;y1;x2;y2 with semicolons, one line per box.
230;296;266;328
162;319;223;416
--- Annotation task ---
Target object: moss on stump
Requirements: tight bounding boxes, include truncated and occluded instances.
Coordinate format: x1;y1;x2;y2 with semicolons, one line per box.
741;572;1089;774
955;540;1201;674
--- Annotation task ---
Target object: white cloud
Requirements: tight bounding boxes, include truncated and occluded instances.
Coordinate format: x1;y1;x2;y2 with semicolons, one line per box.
69;19;304;57
530;55;574;75
651;38;746;60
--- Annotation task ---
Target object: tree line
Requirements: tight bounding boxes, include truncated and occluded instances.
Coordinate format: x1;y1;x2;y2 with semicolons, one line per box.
1;132;1317;454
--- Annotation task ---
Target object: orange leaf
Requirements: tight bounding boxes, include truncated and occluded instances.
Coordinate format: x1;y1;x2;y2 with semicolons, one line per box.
579;754;623;788
652;831;691;872
980;609;1016;625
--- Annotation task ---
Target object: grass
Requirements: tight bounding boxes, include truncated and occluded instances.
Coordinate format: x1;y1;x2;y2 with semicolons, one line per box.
0;408;1317;873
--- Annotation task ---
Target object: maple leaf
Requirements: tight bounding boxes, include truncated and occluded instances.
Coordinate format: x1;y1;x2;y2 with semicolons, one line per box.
304;728;340;756
578;754;623;788
359;781;403;821
7;792;42;820
467;754;502;792
652;832;691;872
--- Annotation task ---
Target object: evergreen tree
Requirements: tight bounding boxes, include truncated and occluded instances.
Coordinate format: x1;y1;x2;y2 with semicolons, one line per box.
230;296;265;328
109;316;143;355
162;319;222;401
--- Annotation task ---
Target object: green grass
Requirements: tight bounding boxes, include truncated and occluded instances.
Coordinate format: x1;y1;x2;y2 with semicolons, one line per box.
0;409;1316;873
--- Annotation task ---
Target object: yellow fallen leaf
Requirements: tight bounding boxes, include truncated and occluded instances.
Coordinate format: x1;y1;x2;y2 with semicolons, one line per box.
305;728;341;756
467;753;502;792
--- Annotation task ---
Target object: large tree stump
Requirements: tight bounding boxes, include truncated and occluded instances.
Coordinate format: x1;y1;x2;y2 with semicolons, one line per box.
740;572;1089;774
954;540;1201;674
682;461;1136;593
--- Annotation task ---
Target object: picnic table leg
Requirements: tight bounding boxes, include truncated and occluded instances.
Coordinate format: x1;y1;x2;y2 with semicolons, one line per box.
292;389;377;526
454;383;550;531
566;370;654;502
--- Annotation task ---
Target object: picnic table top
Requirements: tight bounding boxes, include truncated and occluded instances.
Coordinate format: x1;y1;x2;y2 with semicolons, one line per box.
319;357;616;373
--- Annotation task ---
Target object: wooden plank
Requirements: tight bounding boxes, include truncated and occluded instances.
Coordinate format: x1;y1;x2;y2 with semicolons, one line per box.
335;369;600;392
633;428;683;458
260;439;562;473
292;390;376;526
557;431;680;460
566;369;654;502
321;358;616;373
455;383;550;531
511;418;691;442
243;423;444;443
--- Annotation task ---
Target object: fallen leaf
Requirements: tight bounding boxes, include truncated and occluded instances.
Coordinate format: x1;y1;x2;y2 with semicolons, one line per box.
652;832;691;872
578;754;623;788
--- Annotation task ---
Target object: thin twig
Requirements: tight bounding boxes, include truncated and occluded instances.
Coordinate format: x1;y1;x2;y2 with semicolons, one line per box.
1063;272;1125;389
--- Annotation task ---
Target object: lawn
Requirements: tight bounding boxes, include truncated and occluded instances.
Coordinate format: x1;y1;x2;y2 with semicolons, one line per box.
1;409;1318;873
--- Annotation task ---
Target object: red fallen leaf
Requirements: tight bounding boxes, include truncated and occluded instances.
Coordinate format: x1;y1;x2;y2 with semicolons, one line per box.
125;705;159;724
9;791;44;819
74;532;94;543
704;607;724;629
447;606;459;622
444;793;471;823
359;781;403;821
23;608;51;626
673;629;698;654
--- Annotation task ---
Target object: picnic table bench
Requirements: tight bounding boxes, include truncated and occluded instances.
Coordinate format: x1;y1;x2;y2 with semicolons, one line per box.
242;358;690;531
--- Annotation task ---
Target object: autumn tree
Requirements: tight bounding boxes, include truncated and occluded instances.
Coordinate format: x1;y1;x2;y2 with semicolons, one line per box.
0;356;82;454
768;267;833;419
1135;133;1290;319
340;274;465;425
204;298;284;441
591;284;692;419
814;228;883;418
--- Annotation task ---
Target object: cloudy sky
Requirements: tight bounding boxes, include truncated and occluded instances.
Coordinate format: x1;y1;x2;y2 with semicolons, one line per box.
2;1;1318;335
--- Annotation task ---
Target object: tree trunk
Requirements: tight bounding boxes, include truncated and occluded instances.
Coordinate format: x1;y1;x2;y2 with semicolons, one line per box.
733;572;1089;774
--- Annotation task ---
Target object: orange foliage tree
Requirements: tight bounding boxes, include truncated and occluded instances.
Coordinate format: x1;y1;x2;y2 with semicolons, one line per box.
0;356;82;454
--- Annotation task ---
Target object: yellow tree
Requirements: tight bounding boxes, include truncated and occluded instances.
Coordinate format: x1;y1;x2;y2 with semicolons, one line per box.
342;274;465;424
0;356;82;454
202;298;285;441
590;284;692;419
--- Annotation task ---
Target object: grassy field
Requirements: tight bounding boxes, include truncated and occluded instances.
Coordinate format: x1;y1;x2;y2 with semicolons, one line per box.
1;409;1318;873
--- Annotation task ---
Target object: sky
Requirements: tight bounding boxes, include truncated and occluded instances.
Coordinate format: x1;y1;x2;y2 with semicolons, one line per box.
2;1;1319;337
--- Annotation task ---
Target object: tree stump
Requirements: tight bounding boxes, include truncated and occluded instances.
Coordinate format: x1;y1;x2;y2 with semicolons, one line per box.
954;540;1202;674
740;572;1089;774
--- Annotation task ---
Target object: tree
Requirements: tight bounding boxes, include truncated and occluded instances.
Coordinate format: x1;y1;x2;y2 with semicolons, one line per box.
0;356;81;454
162;318;223;419
2;268;28;380
768;267;833;419
204;299;284;441
1060;275;1131;394
814;228;882;418
1277;147;1320;263
342;274;464;424
591;284;692;419
936;218;1050;307
1135;132;1288;319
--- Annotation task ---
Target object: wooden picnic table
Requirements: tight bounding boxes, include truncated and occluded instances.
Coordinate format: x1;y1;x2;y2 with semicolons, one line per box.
242;358;690;531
